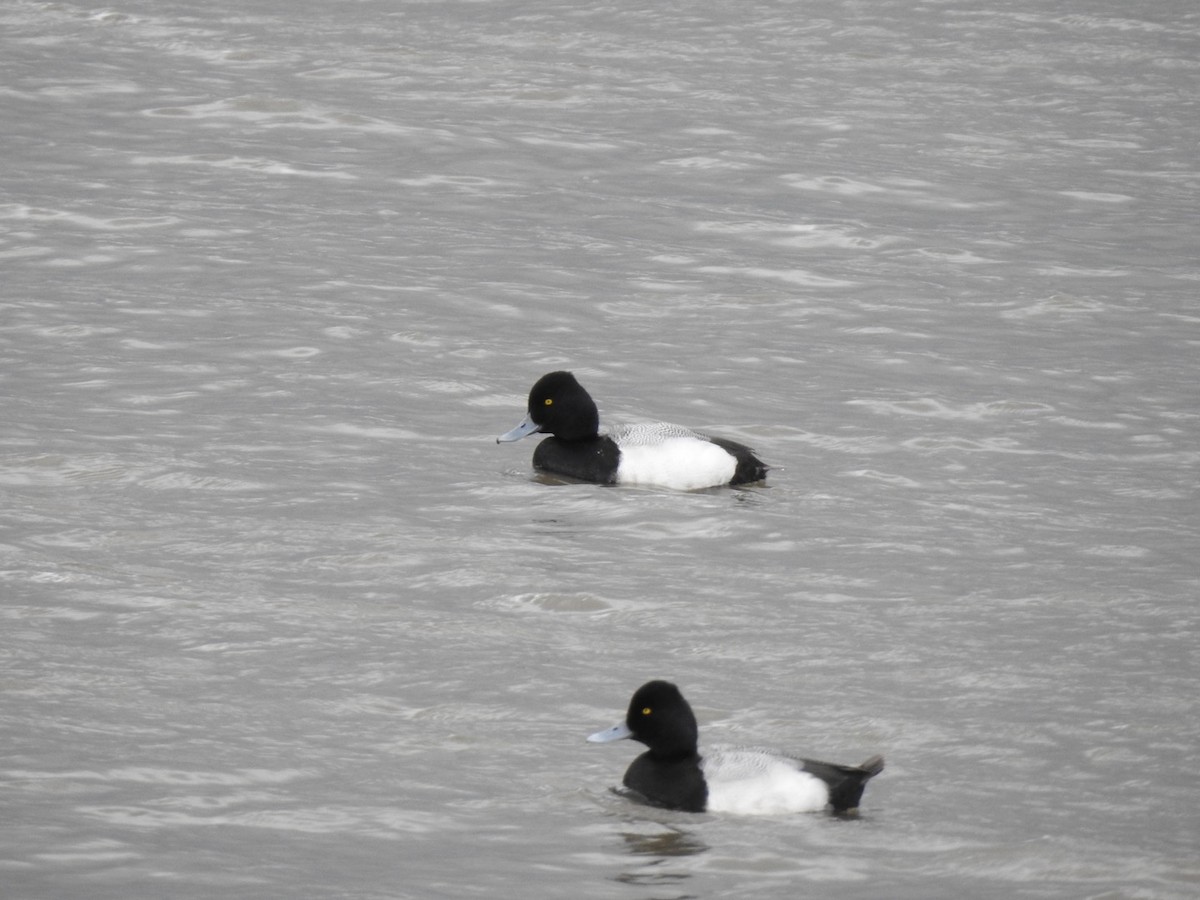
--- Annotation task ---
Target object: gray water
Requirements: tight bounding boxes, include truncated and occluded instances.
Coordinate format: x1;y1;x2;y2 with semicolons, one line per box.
3;0;1198;897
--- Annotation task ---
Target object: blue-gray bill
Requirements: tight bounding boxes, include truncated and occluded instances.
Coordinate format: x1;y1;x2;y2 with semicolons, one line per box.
587;722;633;743
496;413;540;443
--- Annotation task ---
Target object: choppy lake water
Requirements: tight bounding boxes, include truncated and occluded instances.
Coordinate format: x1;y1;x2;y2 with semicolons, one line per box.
3;0;1198;897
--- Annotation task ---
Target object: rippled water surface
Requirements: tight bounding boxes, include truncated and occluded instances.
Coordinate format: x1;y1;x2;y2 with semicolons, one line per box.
3;0;1198;897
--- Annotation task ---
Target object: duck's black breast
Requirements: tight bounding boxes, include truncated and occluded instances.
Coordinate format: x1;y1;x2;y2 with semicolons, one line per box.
531;435;622;484
623;752;708;813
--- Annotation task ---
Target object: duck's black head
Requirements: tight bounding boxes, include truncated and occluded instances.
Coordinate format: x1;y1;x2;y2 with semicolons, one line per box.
624;680;700;758
525;371;600;441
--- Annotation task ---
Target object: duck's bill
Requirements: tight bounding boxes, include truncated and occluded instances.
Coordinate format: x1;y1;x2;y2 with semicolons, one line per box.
587;722;633;743
496;414;541;443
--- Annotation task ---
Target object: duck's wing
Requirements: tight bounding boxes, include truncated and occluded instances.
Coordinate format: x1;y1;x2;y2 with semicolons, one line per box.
607;422;708;446
700;745;788;781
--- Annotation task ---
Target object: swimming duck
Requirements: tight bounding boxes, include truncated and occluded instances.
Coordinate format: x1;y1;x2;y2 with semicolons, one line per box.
497;371;768;490
588;680;883;815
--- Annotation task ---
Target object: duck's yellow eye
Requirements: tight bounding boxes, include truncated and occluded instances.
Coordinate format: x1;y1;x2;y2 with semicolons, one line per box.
544;398;553;406
642;707;652;716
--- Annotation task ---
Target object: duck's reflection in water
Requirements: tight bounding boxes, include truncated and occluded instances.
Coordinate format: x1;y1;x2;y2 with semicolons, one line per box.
613;827;708;897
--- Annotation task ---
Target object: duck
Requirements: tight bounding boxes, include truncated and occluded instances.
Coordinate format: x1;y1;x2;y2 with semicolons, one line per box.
587;680;883;815
496;371;768;490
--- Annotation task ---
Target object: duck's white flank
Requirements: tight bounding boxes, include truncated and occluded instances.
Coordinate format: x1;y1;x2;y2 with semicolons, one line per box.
610;424;737;490
701;746;830;815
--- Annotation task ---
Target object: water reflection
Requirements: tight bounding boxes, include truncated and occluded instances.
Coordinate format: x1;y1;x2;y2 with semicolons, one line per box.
613;827;707;899
620;827;707;858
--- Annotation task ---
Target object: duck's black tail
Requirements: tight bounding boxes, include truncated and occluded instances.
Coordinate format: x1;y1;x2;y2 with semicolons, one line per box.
708;437;769;485
802;754;885;814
